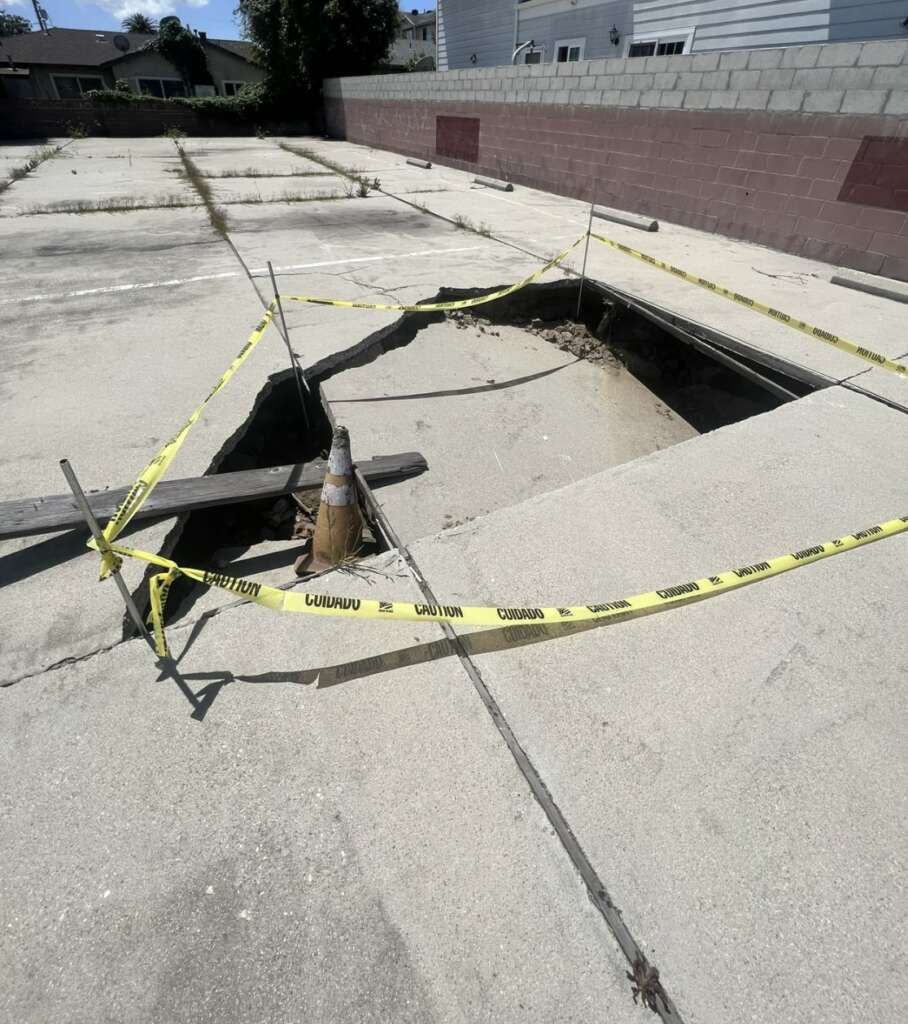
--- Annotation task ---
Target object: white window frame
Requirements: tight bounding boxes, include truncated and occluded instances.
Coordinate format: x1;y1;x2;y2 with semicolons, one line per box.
554;37;586;63
134;76;187;99
523;44;545;65
51;74;104;99
222;80;250;97
626;27;695;59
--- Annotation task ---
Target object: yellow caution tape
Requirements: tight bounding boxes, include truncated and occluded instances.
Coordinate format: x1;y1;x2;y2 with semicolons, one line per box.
281;234;586;312
109;515;906;659
89;304;277;577
591;232;908;379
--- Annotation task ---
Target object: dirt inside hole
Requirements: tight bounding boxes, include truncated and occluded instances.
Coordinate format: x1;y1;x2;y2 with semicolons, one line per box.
445;280;814;433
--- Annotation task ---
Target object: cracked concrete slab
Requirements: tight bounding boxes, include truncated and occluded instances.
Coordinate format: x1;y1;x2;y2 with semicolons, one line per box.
0;257;288;680
0;187;292;679
4;133;908;1024
0;138;191;216
0;560;639;1024
208;175;349;203
408;385;908;1024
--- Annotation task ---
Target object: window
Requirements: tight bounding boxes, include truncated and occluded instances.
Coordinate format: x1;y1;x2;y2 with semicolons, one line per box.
222;81;250;97
627;29;694;59
136;78;187;98
523;46;543;65
555;37;585;63
52;75;104;99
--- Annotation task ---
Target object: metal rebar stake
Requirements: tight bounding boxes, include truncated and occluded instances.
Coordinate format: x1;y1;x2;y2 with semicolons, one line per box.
267;260;311;434
575;202;595;320
59;458;155;651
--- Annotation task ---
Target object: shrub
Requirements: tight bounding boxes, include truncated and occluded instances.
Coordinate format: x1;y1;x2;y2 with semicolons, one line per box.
82;86;270;122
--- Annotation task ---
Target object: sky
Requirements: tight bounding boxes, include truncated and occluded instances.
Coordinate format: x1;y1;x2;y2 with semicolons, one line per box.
4;0;435;41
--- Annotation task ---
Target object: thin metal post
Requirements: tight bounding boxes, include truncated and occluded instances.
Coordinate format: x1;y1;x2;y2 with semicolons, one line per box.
575;201;595;320
267;260;312;435
59;459;155;650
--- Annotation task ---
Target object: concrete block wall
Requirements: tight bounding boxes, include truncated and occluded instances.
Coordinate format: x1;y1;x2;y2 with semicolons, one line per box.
325;40;908;281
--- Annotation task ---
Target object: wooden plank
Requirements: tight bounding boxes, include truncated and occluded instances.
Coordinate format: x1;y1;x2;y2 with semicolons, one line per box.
0;453;427;540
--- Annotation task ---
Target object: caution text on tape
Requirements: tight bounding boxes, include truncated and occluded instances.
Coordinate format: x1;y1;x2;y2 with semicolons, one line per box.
107;514;908;659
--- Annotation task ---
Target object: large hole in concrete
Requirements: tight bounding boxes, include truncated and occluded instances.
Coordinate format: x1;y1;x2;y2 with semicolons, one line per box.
445;279;814;433
139;277;815;634
150;370;384;626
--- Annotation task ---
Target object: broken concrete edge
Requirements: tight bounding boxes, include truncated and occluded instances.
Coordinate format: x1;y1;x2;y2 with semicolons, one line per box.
593;205;659;233
110;271;820;644
406;157;432;169
830;270;908;306
474;175;514;192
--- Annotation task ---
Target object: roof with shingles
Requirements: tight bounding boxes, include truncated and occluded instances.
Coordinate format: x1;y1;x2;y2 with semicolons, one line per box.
0;28;257;68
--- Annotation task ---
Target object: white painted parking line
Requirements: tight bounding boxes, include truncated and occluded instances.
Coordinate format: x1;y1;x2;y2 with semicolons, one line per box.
4;245;487;306
251;245;483;277
2;271;241;306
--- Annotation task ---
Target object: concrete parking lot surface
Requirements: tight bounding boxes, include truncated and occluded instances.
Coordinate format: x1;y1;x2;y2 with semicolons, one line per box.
1;134;905;1024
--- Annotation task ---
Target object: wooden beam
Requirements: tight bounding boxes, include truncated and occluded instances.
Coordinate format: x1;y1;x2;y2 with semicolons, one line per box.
0;452;427;540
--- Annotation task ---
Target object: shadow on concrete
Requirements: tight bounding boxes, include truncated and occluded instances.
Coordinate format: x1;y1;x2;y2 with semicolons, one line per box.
0;517;165;588
329;357;581;404
157;598;694;720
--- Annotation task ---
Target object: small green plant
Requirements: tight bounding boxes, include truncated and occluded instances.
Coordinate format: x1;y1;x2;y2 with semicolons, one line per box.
24;195;200;215
163;126;187;140
174;142;229;236
65;122;88;139
0;145;59;196
452;213;493;238
357;178;370;198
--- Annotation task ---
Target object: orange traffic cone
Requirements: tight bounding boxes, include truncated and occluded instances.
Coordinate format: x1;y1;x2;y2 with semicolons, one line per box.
294;425;363;575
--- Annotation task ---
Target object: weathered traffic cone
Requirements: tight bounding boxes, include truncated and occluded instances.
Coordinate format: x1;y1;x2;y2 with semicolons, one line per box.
294;425;363;575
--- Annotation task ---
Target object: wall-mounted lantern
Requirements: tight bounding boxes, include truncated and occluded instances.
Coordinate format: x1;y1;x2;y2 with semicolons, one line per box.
609;24;621;46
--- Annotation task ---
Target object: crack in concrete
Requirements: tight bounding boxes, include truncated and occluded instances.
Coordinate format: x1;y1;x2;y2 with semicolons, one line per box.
349;458;687;1024
1;635;133;688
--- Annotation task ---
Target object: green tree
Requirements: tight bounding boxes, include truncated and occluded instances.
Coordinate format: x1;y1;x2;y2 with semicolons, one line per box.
151;16;212;90
236;0;398;106
0;9;31;35
121;12;158;33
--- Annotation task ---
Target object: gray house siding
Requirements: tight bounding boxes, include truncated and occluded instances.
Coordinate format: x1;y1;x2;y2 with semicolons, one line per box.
631;0;908;52
439;0;908;70
518;1;631;62
436;0;514;70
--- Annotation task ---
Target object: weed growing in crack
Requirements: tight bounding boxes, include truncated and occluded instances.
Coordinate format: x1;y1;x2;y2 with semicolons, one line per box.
276;141;379;197
174;141;229;237
453;214;492;237
24;195;201;215
199;167;335;179
0;145;60;196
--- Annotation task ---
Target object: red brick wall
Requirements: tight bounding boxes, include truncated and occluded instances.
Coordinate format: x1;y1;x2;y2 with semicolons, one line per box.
326;97;908;282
